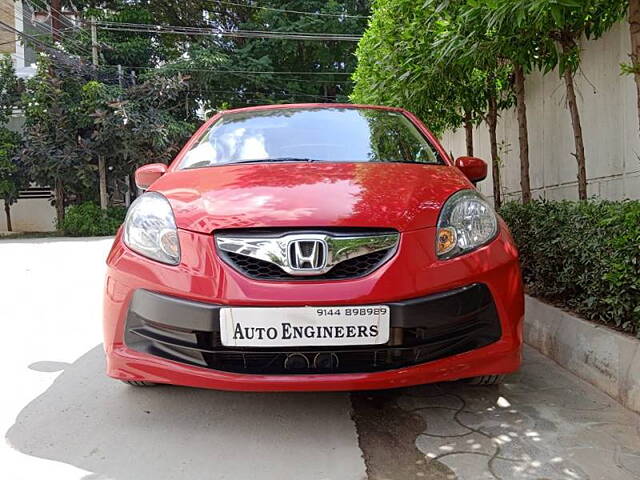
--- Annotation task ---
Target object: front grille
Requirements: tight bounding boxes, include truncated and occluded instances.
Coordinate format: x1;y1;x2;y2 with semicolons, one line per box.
215;227;398;281
124;284;502;375
224;248;391;281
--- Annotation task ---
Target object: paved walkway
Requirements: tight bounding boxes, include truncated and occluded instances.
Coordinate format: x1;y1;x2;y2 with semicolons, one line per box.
0;237;638;479
390;346;640;479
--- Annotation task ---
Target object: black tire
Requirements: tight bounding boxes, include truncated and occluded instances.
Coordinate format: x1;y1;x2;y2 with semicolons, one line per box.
466;374;505;386
121;380;156;387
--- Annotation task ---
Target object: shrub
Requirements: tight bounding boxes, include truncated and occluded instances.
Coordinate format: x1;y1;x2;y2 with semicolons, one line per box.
59;202;127;237
500;200;640;337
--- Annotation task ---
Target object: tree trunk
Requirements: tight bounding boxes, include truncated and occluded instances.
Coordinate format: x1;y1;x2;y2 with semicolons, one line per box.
124;175;131;207
130;172;138;200
99;155;108;210
4;201;12;232
54;179;64;226
463;110;474;156
514;63;532;203
487;93;501;209
630;0;640;134
561;41;588;200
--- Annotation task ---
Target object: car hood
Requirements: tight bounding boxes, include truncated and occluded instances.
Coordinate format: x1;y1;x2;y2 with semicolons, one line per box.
151;162;472;233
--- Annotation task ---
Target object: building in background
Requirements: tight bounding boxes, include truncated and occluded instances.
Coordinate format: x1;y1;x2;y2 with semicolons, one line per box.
1;0;37;78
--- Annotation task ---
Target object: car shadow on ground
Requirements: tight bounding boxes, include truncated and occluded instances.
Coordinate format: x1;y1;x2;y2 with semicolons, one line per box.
4;345;365;480
6;346;640;480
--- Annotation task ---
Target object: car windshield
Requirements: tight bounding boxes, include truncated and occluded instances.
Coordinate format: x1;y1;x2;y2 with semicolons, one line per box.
178;107;443;169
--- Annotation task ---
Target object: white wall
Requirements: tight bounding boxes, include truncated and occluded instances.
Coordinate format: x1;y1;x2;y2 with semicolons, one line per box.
0;198;56;232
1;110;56;233
440;21;640;203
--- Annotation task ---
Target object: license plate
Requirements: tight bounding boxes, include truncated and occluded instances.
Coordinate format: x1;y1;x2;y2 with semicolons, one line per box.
220;305;390;347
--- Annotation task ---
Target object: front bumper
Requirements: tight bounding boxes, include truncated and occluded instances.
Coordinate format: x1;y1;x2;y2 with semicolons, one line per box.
104;225;524;391
125;283;501;375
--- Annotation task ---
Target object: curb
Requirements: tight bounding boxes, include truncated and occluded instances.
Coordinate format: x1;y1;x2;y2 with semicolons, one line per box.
524;295;640;414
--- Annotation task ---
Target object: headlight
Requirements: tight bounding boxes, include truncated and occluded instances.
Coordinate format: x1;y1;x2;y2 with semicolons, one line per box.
436;190;497;259
123;192;181;265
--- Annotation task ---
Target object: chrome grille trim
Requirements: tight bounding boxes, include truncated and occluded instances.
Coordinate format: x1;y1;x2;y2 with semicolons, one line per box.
215;230;399;277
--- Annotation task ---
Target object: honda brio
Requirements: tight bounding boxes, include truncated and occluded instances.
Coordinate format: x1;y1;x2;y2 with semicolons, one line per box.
103;103;523;391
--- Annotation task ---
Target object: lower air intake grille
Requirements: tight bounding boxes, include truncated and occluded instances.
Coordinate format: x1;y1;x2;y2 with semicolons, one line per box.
124;284;502;375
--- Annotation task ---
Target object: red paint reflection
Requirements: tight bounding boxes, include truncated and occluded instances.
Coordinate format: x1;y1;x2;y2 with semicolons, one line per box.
154;162;472;233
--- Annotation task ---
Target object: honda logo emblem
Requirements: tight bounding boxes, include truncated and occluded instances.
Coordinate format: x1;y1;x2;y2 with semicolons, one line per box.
288;239;327;273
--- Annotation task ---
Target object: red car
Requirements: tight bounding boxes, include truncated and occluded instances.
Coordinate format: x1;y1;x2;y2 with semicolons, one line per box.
103;103;523;391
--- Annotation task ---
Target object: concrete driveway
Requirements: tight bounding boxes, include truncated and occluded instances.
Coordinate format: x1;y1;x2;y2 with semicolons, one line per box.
0;237;639;480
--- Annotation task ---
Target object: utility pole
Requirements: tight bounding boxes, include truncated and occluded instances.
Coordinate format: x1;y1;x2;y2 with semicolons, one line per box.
50;0;64;223
91;17;108;210
91;17;99;67
128;69;137;201
117;64;132;207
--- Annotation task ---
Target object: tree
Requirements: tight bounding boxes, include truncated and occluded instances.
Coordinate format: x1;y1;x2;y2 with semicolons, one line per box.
74;0;371;110
484;67;513;208
15;0;371;217
459;1;543;203
229;1;369;104
510;0;627;200
351;0;464;135
428;1;514;207
80;74;194;195
0;130;27;231
20;54;94;225
351;0;512;206
626;0;640;134
353;0;628;203
0;55;27;231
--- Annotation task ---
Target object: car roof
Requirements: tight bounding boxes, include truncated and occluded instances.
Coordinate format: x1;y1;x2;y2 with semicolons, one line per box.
220;103;405;116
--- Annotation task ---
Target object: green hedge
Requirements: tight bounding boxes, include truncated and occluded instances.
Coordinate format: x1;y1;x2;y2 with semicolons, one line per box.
500;200;640;337
59;202;126;237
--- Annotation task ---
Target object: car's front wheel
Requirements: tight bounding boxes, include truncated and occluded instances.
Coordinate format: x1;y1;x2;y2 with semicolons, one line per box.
121;380;156;387
466;375;504;386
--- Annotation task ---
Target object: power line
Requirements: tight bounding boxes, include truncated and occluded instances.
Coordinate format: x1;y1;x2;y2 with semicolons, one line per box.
14;0;99;59
106;64;353;76
1;13;356;93
0;17;107;83
17;0;89;43
0;27;75;46
31;20;93;57
0;3;92;57
95;20;362;42
184;88;332;99
24;1;93;55
25;0;92;40
102;63;353;97
100;62;351;98
225;70;350;98
237;70;353;84
117;65;353;83
0;18;71;56
208;0;370;19
99;63;353;83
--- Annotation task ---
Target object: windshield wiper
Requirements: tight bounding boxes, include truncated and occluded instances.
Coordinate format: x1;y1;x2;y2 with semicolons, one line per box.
227;157;321;165
183;160;213;170
182;158;322;169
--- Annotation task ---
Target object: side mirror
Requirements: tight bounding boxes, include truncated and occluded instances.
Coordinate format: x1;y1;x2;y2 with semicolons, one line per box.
455;156;487;184
134;163;167;190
